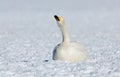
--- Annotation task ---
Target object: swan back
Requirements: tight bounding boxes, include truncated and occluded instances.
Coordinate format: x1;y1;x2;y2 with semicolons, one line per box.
53;42;87;63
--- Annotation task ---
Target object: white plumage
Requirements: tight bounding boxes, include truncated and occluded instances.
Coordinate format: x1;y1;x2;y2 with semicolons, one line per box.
52;15;87;63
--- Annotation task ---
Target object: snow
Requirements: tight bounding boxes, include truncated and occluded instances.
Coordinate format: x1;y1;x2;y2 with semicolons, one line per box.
0;0;120;77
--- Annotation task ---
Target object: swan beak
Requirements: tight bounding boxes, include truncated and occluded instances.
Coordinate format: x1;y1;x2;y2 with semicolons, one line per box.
54;15;60;21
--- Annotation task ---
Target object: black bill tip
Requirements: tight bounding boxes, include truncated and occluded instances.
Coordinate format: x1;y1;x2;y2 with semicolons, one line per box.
54;15;60;21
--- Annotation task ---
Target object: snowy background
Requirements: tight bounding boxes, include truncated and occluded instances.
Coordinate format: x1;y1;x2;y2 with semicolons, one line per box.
0;0;120;77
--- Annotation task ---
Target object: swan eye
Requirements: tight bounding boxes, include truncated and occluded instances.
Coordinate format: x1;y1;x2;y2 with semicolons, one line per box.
54;15;62;21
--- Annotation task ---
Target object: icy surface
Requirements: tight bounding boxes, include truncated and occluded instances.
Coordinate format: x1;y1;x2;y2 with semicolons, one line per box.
0;0;120;77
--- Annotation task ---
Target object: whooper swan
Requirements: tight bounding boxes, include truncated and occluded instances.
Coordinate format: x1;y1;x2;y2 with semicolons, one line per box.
52;15;87;63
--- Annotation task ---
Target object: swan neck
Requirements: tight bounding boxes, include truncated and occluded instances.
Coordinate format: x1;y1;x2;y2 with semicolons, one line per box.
60;24;70;43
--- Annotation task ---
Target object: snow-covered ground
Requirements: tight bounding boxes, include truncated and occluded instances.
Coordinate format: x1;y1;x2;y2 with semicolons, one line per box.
0;0;120;77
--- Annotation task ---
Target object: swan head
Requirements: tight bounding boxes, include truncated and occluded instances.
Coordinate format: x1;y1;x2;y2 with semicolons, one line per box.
54;15;65;27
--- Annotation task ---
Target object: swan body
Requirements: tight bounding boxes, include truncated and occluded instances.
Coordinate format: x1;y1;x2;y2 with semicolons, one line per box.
52;15;87;63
